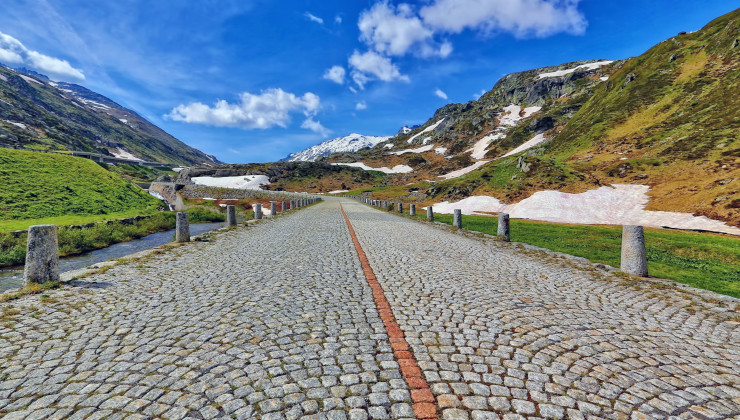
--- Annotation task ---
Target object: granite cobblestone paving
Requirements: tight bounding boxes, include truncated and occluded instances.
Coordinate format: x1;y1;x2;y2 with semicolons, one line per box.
0;198;738;419
340;200;740;420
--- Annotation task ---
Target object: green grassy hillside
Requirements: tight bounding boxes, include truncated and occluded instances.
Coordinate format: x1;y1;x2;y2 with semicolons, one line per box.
0;149;162;230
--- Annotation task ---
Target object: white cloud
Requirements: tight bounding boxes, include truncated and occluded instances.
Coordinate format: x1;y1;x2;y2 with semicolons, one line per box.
348;50;408;89
323;65;346;84
304;12;324;25
356;101;367;110
0;31;84;81
335;15;343;24
419;0;587;38
434;88;448;100
301;117;331;137
167;88;322;131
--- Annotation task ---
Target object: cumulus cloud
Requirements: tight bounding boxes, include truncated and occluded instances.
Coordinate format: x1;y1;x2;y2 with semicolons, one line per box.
434;88;448;100
323;65;346;84
348;50;408;89
335;15;343;24
304;12;324;25
167;88;322;131
301;117;331;137
0;31;84;81
356;101;367;110
420;0;587;38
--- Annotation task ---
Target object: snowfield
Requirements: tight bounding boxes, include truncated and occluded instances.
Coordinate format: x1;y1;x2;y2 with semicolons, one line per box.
285;133;391;162
499;104;541;127
537;61;613;79
470;133;504;160
332;162;414;174
110;147;141;161
328;190;349;194
390;144;434;155
3;120;27;129
500;134;548;158
192;175;271;190
429;184;740;236
407;118;445;144
438;160;491;179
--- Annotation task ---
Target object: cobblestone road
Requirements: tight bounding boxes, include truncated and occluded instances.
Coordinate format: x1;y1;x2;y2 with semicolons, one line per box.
0;199;738;420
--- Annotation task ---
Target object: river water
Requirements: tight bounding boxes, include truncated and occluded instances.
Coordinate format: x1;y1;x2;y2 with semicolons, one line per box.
0;223;221;292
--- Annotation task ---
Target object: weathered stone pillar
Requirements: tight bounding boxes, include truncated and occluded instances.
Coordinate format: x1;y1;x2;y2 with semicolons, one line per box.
427;206;434;222
24;224;59;285
270;201;277;216
453;209;462;228
497;213;510;242
281;201;286;212
410;204;416;217
621;225;648;276
175;212;191;242
254;203;263;220
290;200;295;209
226;205;236;227
397;202;403;213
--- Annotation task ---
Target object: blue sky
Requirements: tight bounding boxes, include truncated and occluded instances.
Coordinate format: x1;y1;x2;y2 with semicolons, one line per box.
0;1;737;163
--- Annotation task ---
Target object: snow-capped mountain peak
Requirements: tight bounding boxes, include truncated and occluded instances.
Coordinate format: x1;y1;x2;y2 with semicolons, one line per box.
283;133;391;162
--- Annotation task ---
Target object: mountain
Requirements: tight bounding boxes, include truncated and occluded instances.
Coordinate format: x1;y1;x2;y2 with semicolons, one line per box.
0;66;218;166
296;8;739;229
282;133;391;162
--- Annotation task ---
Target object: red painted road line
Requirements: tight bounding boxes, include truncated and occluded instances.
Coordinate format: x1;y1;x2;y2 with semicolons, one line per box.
340;204;438;420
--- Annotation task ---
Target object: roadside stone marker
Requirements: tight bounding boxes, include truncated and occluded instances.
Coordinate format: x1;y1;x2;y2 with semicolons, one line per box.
24;224;59;285
498;213;510;242
621;225;648;276
427;206;434;221
226;205;236;227
254;203;263;220
290;200;295;209
270;201;277;216
281;201;286;212
410;204;416;217
453;209;462;228
397;202;403;213
176;212;191;242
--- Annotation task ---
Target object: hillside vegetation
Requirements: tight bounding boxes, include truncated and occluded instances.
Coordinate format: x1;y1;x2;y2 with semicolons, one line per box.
0;149;163;230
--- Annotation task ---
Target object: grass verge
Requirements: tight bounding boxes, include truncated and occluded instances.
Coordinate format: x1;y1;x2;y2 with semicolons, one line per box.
400;210;740;298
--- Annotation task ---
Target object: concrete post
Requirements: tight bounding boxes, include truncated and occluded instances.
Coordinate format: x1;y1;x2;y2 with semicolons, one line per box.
427;206;434;222
281;201;286;212
410;204;416;217
176;212;191;242
254;203;263;220
453;209;462;228
621;225;648;276
497;213;510;242
270;201;277;216
397;202;403;213
226;205;236;227
290;200;295;210
24;224;59;285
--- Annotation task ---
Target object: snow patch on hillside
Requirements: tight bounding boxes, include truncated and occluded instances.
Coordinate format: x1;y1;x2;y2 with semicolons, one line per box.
470;133;504;160
19;74;42;85
332;162;414;174
111;148;141;161
3;120;27;129
538;61;613;79
192;175;271;190
439;160;490;179
328;190;349;194
390;144;434;155
500;134;548;158
429;184;740;236
285;133;391;162
500;105;541;127
435;147;447;156
407;118;444;144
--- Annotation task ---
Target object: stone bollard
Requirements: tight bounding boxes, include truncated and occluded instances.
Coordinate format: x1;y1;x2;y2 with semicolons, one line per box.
176;212;191;242
427;206;434;221
281;201;286;212
497;213;510;242
270;202;277;216
226;205;236;227
290;200;295;210
621;225;648;276
397;202;403;213
410;204;416;217
453;209;462;228
254;203;263;220
24;224;59;285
